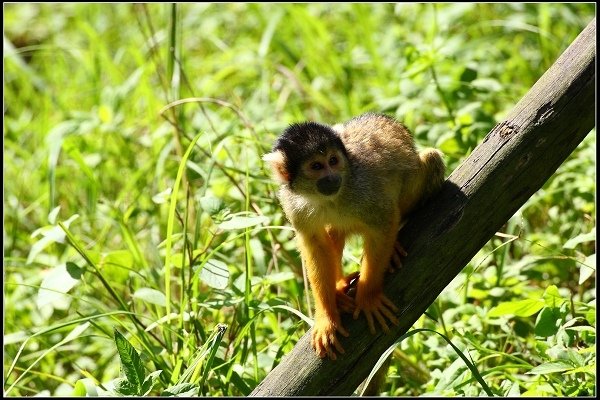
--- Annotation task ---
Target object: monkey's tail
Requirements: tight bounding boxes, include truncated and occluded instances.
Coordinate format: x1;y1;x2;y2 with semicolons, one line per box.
417;148;445;201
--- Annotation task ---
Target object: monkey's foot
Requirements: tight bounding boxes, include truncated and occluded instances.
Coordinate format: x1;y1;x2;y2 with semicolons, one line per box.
311;315;349;361
335;272;359;313
389;241;408;272
353;291;400;334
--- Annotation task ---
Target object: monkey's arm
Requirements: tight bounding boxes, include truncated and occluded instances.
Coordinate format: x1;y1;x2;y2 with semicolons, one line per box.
324;227;356;313
297;230;349;360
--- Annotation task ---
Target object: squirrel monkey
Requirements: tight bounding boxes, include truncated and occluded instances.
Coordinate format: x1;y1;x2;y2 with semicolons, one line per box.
263;113;445;360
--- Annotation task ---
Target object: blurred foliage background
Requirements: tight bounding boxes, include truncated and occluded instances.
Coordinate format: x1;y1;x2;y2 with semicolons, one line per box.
3;3;595;397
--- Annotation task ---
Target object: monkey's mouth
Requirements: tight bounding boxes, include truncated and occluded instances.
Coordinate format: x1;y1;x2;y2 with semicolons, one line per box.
317;176;341;196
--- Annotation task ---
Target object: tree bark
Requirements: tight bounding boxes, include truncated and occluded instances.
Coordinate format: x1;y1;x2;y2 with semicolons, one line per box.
250;18;596;397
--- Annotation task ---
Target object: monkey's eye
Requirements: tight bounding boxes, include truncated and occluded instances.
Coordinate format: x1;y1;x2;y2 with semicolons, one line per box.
310;162;324;171
329;156;338;166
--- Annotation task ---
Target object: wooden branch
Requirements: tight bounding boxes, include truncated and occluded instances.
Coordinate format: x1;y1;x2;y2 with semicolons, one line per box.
251;18;596;396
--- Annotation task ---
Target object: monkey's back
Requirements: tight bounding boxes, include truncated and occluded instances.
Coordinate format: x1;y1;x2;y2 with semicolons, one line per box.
327;113;424;228
334;113;420;177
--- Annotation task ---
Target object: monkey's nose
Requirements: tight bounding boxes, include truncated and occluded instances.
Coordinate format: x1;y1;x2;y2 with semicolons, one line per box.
317;175;341;195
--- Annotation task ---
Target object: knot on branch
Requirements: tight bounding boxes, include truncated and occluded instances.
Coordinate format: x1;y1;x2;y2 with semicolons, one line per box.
534;101;555;126
496;121;519;138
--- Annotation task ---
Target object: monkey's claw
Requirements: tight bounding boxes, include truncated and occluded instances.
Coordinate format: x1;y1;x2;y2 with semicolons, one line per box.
311;316;349;361
336;291;356;314
389;241;408;272
353;292;399;334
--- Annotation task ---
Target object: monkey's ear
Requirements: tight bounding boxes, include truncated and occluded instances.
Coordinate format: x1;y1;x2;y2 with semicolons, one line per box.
263;150;291;183
331;123;344;134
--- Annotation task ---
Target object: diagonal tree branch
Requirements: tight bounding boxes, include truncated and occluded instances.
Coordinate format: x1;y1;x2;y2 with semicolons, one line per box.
251;18;596;397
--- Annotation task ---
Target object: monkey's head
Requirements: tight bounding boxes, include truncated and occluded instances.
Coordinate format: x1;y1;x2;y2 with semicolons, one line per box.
263;122;349;198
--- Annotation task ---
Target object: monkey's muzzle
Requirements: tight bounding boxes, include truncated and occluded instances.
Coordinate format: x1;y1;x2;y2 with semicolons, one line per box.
317;175;341;196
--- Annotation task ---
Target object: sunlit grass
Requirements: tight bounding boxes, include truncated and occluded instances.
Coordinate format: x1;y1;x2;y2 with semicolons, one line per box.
3;3;595;396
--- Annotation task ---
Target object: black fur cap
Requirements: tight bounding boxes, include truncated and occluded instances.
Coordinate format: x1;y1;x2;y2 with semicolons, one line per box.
273;122;347;182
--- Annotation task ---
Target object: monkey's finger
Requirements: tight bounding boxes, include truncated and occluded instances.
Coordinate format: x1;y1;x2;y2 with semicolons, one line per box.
390;252;403;271
314;343;326;359
395;241;408;257
336;324;350;337
365;312;376;334
327;347;337;361
379;305;400;327
381;295;400;313
389;243;407;271
312;333;328;358
338;292;355;303
331;337;345;355
373;309;390;333
339;303;355;314
336;293;356;313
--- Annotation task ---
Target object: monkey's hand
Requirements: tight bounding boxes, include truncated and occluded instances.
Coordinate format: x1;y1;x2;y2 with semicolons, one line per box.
389;241;408;272
353;287;399;334
335;271;359;313
311;314;349;361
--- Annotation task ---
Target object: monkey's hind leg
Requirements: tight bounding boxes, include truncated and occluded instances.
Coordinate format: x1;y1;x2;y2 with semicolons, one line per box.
326;228;356;314
353;230;400;334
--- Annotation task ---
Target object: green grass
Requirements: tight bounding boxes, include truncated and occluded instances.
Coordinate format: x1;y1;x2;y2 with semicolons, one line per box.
3;3;595;396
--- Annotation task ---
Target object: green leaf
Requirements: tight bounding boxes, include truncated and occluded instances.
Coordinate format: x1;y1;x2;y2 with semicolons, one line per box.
564;364;596;375
142;370;163;395
115;67;143;100
579;254;595;285
565;347;585;367
152;188;172;204
113;378;139;396
488;298;544;318
71;378;98;396
63;322;90;342
436;131;461;155
114;329;145;395
98;104;113;124
197;259;230;289
542;285;568;308
250;237;266;270
534;307;561;337
36;263;80;314
471;77;502;92
27;214;79;264
162;383;199;397
71;380;87;396
46;120;79;169
199;195;224;216
48;206;61;224
228;371;252;396
563;227;596;249
3;331;28;345
100;250;133;283
527;361;574;375
459;66;478;82
199;324;228;393
264;271;296;285
66;261;84;280
163;132;204;318
506;381;521;396
218;215;269;230
133;288;167;307
169;249;205;269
